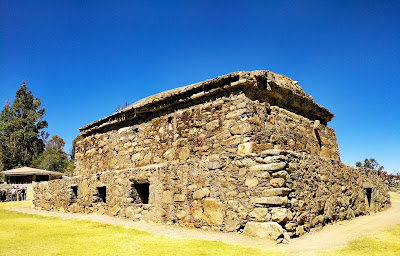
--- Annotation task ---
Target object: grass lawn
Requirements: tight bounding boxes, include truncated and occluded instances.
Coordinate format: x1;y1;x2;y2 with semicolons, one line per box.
389;191;400;202
318;192;400;256
318;224;400;256
0;201;284;256
1;192;400;255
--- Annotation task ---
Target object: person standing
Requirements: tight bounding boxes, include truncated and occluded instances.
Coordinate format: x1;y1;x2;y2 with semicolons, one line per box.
0;188;6;202
10;187;16;201
22;187;26;200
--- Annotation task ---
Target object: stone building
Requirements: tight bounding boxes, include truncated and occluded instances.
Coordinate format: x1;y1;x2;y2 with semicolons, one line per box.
33;71;390;241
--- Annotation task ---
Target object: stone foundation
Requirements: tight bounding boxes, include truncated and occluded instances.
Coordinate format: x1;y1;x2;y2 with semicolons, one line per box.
33;149;390;239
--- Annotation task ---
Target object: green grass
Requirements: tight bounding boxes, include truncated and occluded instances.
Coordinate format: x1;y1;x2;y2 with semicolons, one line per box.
318;224;400;256
0;201;284;256
2;196;400;256
389;192;400;202
317;192;400;256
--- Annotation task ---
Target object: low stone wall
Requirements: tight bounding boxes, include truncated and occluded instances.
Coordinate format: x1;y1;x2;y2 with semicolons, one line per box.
33;149;390;241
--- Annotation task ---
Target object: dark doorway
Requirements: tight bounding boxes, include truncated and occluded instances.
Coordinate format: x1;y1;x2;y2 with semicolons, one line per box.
365;188;372;207
130;182;150;204
96;186;107;203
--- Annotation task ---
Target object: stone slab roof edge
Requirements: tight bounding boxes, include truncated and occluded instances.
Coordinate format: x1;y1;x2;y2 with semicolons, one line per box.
79;70;334;133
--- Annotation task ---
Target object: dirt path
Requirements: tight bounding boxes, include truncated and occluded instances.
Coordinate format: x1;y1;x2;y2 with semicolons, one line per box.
9;201;400;255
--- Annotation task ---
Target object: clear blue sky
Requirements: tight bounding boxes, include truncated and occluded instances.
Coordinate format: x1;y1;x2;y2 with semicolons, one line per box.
1;1;399;173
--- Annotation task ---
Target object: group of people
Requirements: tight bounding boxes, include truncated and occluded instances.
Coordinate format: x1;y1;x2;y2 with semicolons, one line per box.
0;186;27;202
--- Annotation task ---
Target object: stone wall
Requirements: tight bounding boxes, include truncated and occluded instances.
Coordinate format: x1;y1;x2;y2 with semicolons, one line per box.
32;70;390;241
74;93;339;176
33;149;390;241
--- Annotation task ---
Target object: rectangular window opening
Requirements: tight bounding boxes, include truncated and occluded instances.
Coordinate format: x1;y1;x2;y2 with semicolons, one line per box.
130;182;150;204
71;186;78;198
365;188;372;207
96;186;107;203
69;186;78;205
314;129;322;148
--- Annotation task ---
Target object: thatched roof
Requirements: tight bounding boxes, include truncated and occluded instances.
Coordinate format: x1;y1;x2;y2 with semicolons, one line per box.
1;167;63;176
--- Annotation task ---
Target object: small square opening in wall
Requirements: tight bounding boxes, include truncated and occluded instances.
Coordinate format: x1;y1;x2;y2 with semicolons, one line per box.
69;186;78;205
96;186;107;203
130;182;150;204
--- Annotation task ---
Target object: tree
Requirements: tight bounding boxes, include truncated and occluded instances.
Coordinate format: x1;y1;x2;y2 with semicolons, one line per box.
0;81;48;170
356;158;384;171
33;135;69;173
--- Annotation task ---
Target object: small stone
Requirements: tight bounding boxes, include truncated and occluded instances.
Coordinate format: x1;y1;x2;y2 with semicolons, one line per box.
262;188;291;197
237;142;255;154
284;222;296;232
125;207;135;218
174;194;186;202
207;161;222;169
193;188;210;200
245;178;259;188
226;109;246;119
272;171;289;179
270;178;285;188
263;155;288;164
260;149;286;156
176;210;187;219
216;130;231;140
221;136;241;146
230;123;251;134
295;226;305;236
162;190;172;203
205;120;220;131
179;147;190;160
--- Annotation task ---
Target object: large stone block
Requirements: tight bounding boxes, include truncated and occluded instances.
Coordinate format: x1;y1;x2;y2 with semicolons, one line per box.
203;198;223;225
249;208;271;220
262;188;291;197
271;208;293;222
250;196;288;205
243;222;284;240
249;162;286;172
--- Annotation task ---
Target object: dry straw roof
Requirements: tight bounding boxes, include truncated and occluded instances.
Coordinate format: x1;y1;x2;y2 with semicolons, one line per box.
1;167;63;176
